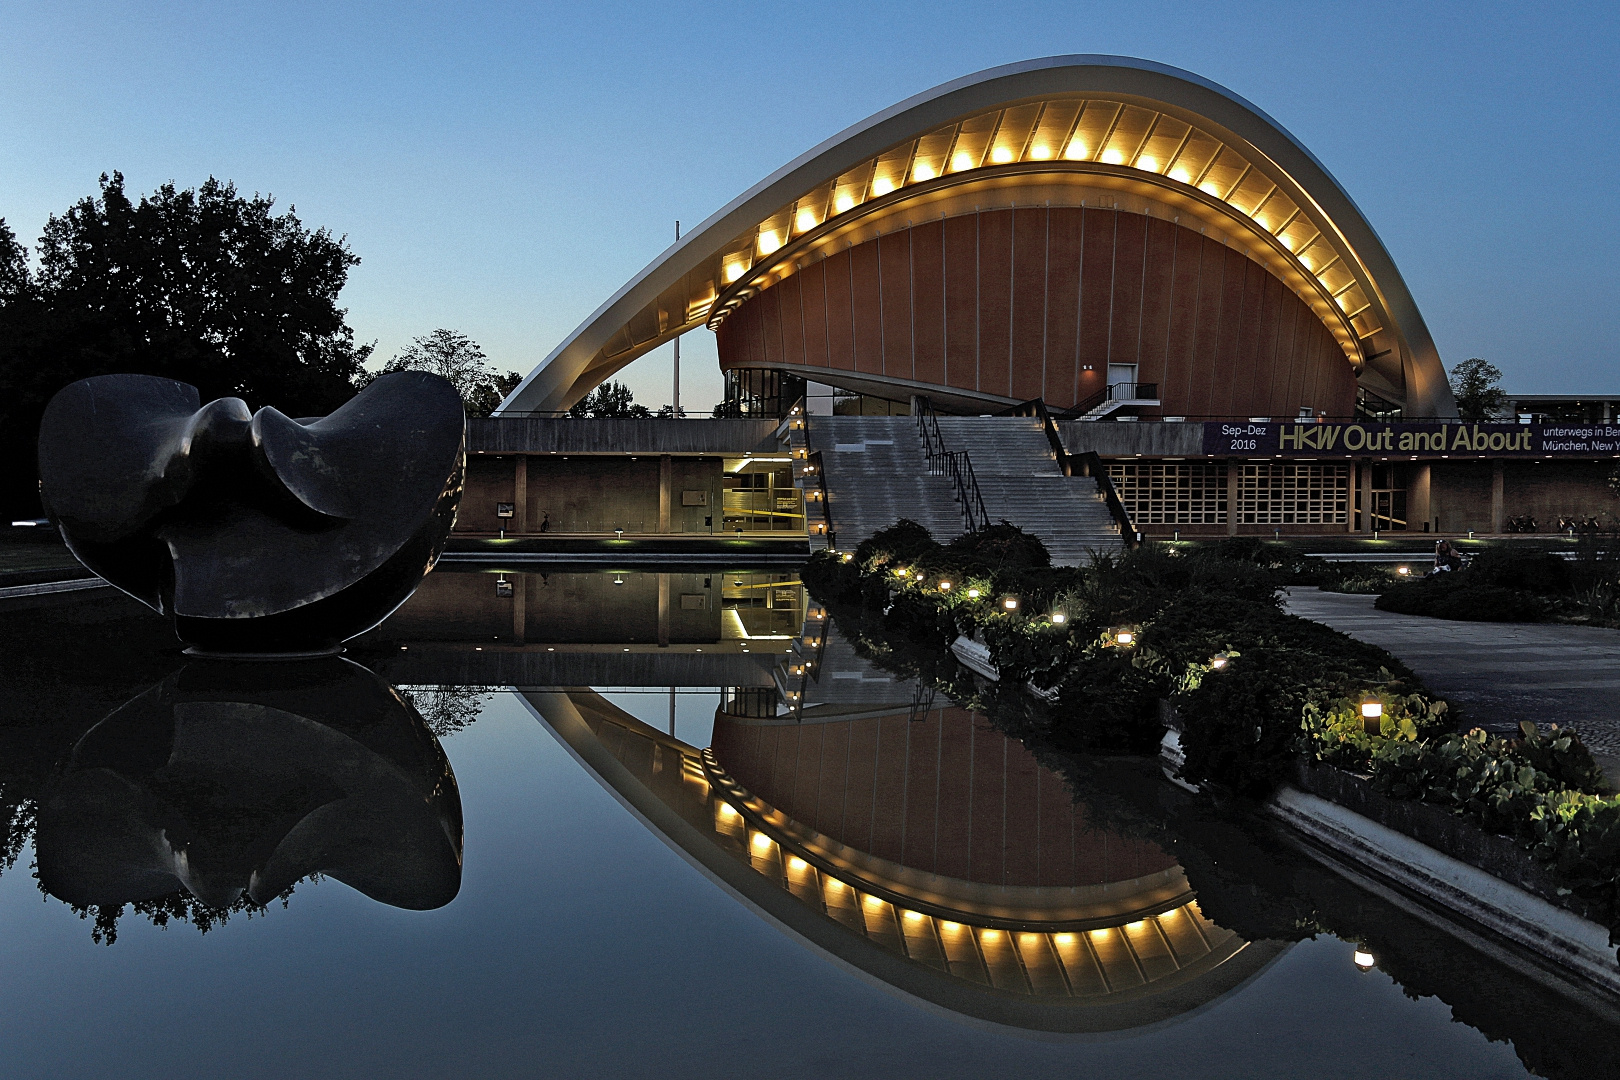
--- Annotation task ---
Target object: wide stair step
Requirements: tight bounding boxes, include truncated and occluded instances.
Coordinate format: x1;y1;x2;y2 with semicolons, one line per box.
801;414;1128;563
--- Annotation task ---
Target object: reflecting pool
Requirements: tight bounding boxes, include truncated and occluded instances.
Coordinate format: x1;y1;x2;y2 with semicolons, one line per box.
2;565;1617;1078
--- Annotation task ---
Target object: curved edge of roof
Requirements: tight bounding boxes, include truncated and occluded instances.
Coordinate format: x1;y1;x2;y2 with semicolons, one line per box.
498;55;1454;418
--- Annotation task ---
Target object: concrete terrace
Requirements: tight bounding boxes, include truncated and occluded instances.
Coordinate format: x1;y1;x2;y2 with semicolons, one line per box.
1284;587;1620;759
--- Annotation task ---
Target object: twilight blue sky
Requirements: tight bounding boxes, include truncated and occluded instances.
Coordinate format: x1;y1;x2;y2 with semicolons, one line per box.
2;1;1616;412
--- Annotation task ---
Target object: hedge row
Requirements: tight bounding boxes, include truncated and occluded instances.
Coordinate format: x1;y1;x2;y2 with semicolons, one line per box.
803;521;1620;939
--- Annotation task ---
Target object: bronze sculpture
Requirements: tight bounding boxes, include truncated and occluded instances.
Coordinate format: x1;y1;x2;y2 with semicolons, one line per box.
37;371;465;655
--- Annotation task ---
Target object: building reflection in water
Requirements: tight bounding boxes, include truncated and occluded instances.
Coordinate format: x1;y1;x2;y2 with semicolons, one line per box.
485;575;1282;1033
35;658;463;922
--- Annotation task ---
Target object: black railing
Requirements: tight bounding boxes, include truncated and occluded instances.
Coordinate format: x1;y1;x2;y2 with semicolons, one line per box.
1002;397;1075;477
915;398;990;533
807;448;834;548
1070;449;1140;549
1073;381;1161;415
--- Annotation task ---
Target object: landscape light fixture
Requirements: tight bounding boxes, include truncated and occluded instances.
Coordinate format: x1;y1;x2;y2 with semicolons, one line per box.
1361;697;1384;734
1209;653;1230;670
938;581;952;591
1353;950;1376;971
613;575;625;586
1051;612;1067;624
615;528;624;539
1397;566;1411;576
896;568;909;577
1002;598;1018;611
1116;630;1135;646
967;588;981;599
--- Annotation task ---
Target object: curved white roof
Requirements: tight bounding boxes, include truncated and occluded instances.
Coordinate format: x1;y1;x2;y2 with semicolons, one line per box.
498;55;1454;418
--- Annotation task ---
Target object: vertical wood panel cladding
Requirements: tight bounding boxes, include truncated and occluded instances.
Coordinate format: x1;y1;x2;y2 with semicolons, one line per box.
1045;208;1083;403
878;230;914;380
911;220;946;387
850;240;884;375
943;215;978;389
1010;208;1048;401
777;270;806;372
1164;225;1204;414
976;210;1014;397
822;249;856;371
799;259;829;369
1077;209;1115;388
1137;217;1177;391
718;209;1358;417
1107;212;1147;373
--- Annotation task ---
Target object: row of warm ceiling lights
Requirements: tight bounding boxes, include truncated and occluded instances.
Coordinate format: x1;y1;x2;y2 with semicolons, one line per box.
738;135;1202;276
721;803;1196;990
722;120;1365;332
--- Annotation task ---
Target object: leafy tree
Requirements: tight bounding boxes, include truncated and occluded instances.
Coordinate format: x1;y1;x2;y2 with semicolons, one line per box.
568;380;651;418
656;403;687;418
0;172;373;516
1450;357;1507;421
373;328;522;418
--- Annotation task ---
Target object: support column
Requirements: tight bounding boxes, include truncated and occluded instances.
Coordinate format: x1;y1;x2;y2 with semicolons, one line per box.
659;455;673;533
1225;460;1239;536
512;574;527;642
1359;460;1373;534
657;572;670;646
1491;459;1505;533
514;456;528;533
1409;463;1431;533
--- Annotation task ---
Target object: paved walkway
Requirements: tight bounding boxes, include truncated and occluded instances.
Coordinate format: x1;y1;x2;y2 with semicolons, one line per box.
1284;587;1620;757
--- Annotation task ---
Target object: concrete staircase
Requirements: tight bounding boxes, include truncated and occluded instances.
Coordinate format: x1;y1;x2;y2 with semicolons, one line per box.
933;416;1123;564
798;414;1125;564
801;416;963;548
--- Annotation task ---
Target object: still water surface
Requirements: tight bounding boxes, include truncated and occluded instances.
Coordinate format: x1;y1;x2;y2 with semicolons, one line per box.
0;566;1614;1078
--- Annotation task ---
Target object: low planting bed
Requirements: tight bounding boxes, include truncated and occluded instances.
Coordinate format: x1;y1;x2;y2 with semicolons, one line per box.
803;520;1620;947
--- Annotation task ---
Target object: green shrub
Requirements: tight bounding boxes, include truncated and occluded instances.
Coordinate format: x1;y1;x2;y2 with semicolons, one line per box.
1376;580;1544;622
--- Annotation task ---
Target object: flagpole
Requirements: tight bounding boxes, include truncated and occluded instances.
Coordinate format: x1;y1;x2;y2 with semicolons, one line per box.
672;220;681;417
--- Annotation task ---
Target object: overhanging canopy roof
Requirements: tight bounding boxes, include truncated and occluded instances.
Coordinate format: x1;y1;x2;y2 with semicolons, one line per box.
498;55;1455;418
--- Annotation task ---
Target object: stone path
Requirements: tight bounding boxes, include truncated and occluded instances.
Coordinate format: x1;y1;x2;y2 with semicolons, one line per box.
1283;587;1620;757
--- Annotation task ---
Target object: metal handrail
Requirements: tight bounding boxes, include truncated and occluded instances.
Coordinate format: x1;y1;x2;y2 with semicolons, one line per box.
1070;449;1140;549
807;449;834;548
1001;397;1074;477
915;397;990;533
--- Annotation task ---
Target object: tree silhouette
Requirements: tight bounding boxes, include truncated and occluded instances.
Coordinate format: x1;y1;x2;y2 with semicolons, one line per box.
568;380;651;418
0;172;373;516
1450;357;1507;421
373;328;521;417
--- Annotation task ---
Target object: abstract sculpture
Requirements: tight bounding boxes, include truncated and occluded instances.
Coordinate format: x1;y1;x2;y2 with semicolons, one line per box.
37;372;465;655
35;658;464;915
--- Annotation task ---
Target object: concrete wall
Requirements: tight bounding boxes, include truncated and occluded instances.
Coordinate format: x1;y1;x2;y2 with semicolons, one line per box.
457;455;725;535
1430;460;1614;533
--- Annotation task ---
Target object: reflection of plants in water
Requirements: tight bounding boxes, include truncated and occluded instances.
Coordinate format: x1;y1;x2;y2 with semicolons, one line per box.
63;879;306;946
397;685;500;737
0;778;35;878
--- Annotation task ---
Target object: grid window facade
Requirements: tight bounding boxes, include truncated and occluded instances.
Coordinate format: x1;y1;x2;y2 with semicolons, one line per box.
1107;464;1228;525
1237;464;1349;525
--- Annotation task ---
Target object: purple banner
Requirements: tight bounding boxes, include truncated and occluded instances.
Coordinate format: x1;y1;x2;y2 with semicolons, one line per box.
1201;421;1620;457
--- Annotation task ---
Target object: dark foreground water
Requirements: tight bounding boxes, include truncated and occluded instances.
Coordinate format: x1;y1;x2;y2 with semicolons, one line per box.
2;566;1617;1079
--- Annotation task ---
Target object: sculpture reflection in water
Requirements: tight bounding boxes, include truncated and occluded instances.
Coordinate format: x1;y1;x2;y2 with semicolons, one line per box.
35;658;463;942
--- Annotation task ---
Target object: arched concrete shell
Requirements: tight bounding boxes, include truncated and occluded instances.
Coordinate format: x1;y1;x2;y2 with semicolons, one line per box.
498;55;1454;418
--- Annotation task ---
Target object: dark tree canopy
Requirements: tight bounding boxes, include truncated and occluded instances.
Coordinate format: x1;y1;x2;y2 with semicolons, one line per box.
568;380;651;418
373;328;522;418
0;172;372;516
1450;357;1507;421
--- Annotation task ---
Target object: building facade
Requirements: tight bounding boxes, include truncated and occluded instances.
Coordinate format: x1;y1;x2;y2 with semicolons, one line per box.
494;56;1617;539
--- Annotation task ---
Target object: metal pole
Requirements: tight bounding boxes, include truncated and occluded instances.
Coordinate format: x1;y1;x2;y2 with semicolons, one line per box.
672;220;681;418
